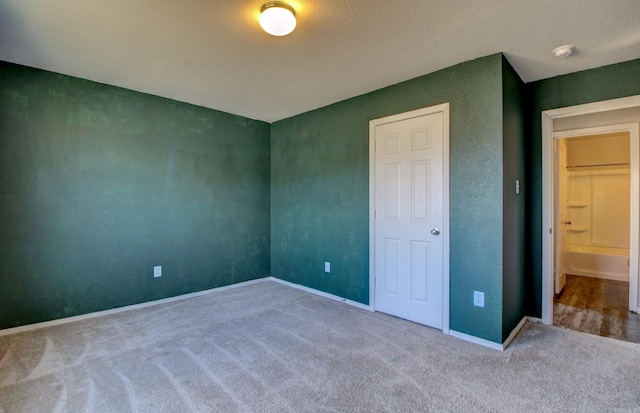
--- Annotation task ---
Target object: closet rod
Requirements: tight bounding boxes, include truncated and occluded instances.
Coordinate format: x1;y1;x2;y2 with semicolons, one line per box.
567;162;630;169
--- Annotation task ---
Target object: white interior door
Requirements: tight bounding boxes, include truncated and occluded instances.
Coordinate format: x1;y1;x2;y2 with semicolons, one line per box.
372;110;444;328
554;139;568;294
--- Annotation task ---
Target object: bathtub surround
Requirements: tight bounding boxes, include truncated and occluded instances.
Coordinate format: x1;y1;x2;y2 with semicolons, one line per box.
565;167;630;243
565;139;630;257
1;280;640;413
562;135;631;282
566;248;631;282
565;165;630;257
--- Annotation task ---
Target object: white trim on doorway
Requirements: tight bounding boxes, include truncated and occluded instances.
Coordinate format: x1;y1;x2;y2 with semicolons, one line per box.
368;103;450;334
541;95;640;325
554;124;639;309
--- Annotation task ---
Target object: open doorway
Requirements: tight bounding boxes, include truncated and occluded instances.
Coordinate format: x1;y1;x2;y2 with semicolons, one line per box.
541;96;640;344
552;130;639;342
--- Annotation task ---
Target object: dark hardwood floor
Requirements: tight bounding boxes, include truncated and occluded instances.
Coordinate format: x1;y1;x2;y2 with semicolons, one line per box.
554;274;640;343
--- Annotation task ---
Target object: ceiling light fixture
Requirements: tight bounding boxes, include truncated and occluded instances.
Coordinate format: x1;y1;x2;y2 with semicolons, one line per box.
552;45;575;58
259;2;296;36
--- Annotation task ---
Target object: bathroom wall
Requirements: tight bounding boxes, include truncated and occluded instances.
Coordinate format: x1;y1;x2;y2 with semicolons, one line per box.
565;135;630;253
566;133;630;167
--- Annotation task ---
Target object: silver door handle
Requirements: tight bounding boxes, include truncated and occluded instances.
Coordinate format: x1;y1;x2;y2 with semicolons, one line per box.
431;228;440;236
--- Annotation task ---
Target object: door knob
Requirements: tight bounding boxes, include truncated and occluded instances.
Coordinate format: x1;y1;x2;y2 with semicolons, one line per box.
431;228;440;236
565;221;572;225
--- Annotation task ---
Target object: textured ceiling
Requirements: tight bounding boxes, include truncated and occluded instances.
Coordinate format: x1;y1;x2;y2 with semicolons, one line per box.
1;0;639;122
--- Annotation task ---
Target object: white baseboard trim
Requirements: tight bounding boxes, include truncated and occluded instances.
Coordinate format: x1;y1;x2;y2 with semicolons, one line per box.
526;316;544;324
450;316;528;351
0;277;270;337
502;316;528;349
268;277;373;311
449;330;503;350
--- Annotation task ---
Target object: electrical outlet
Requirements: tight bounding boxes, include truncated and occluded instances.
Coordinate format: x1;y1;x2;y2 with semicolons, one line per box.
154;265;162;278
324;262;331;273
474;291;484;307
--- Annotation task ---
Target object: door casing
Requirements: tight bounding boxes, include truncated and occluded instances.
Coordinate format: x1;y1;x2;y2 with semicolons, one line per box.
554;138;568;294
369;103;450;334
542;95;640;324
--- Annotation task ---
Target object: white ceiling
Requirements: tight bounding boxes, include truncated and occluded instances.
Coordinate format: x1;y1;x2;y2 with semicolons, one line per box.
1;0;639;123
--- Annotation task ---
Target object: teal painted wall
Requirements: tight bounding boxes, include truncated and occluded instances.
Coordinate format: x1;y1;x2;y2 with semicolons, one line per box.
10;50;617;342
501;56;527;340
527;58;640;316
271;54;506;343
0;61;271;329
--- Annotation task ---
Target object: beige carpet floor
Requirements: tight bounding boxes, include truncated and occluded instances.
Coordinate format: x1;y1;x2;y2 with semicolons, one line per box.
1;280;639;412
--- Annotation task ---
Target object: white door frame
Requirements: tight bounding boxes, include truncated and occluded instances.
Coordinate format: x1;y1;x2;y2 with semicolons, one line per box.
554;138;568;295
369;103;450;334
541;95;640;324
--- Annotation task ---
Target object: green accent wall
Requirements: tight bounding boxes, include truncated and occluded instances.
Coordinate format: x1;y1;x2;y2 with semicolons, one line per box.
527;58;640;316
271;54;508;343
501;56;527;340
0;61;271;329
11;51;627;343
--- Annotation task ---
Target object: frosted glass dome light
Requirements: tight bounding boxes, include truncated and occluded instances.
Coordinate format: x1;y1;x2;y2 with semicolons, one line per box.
259;2;296;36
553;45;575;58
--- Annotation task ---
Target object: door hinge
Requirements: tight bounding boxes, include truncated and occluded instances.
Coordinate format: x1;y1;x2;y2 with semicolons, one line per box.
374;209;376;219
